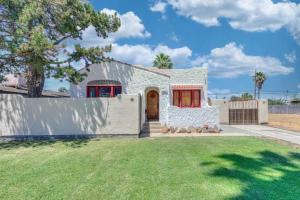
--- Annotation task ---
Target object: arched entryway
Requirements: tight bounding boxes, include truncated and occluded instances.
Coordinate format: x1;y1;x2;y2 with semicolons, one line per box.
146;90;159;121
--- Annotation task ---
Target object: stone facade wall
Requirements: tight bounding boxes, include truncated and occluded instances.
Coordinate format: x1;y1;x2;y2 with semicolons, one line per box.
70;61;170;124
167;106;219;128
0;94;140;137
169;68;208;106
70;61;217;128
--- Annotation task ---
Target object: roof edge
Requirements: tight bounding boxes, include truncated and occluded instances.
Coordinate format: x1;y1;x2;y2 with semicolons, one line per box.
78;60;170;78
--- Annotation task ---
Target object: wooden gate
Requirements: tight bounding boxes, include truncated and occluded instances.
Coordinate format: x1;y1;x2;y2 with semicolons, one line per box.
229;100;258;125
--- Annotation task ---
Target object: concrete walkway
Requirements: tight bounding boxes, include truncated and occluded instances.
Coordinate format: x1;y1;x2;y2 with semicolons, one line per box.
220;125;253;136
230;125;300;145
142;125;300;146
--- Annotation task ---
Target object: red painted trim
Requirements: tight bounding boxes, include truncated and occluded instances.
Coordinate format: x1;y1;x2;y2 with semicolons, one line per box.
87;86;97;98
96;86;100;97
110;86;114;97
87;84;122;87
172;85;203;90
199;91;202;108
192;90;194;107
86;85;122;98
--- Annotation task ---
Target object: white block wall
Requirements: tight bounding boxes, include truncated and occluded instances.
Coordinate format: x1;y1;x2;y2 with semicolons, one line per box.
0;94;140;136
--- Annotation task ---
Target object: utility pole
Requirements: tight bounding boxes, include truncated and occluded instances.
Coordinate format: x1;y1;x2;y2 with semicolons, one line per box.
253;69;257;100
286;90;289;114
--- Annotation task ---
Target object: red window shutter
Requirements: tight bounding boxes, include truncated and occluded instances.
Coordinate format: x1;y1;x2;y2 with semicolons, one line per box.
173;90;180;107
193;90;200;107
181;91;192;107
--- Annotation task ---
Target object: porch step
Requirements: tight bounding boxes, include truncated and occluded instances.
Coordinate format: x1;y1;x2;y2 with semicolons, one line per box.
144;121;161;126
140;122;162;136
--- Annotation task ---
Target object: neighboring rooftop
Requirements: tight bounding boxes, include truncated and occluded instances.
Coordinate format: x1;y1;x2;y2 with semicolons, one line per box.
0;85;70;98
291;99;300;104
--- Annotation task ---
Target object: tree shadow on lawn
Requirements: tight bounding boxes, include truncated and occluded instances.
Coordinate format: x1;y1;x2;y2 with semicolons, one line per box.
206;150;300;200
0;139;91;150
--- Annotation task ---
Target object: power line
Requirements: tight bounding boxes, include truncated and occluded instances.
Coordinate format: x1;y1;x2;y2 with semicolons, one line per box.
209;90;300;95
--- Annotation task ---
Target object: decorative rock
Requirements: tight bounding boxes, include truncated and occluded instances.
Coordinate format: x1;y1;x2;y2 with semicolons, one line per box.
206;125;220;133
170;127;176;134
214;125;220;133
202;127;209;133
179;128;187;133
196;127;202;133
191;127;198;133
208;127;215;133
176;128;181;134
161;125;169;134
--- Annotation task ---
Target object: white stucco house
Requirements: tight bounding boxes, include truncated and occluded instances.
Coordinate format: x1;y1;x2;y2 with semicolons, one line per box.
70;60;219;130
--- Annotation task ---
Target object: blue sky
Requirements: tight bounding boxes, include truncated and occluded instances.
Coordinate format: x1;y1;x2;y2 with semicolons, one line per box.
45;0;300;99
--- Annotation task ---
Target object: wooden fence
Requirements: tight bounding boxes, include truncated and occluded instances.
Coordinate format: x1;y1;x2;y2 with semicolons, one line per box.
229;100;259;125
269;104;300;114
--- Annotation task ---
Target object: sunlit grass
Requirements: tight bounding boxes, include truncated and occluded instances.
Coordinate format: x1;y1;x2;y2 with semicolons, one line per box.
0;137;299;200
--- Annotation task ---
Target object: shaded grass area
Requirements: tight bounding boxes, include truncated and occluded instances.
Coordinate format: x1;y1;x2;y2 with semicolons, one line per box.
0;137;300;200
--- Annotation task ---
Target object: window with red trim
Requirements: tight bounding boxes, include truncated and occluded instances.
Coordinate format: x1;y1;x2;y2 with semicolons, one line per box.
87;85;122;98
173;90;201;108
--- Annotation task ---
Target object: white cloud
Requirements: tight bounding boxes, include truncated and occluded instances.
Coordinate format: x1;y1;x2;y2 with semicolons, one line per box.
150;1;167;13
108;42;293;78
109;44;192;67
284;51;297;63
109;42;293;79
67;9;151;48
192;42;294;78
165;0;300;45
101;9;151;40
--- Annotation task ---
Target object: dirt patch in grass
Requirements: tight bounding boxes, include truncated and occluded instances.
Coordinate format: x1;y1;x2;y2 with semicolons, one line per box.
268;114;300;133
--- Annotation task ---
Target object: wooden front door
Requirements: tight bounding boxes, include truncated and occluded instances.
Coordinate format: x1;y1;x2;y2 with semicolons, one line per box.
147;90;159;121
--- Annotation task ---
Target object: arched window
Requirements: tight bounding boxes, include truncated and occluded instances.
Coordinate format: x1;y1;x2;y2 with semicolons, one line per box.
86;80;122;98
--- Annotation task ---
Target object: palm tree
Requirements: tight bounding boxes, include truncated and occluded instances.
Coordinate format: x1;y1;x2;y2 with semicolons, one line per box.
255;72;267;99
153;53;173;69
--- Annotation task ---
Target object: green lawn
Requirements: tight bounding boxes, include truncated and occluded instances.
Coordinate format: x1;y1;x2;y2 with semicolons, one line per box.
0;137;300;200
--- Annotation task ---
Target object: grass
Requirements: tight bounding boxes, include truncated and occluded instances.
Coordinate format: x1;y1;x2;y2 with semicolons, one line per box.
0;137;300;200
269;114;300;133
